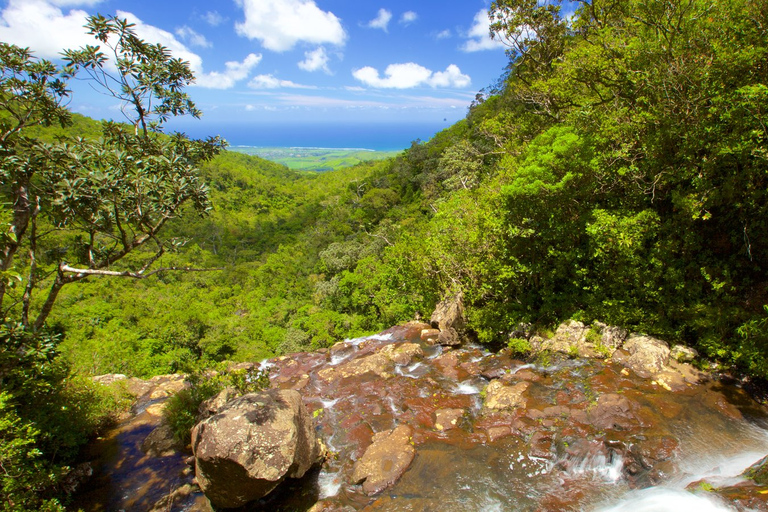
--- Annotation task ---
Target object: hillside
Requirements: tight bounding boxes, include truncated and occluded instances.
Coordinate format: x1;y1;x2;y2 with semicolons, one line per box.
50;0;768;379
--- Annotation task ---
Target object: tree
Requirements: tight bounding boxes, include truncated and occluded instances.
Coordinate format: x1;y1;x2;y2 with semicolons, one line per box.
0;15;224;333
0;15;223;509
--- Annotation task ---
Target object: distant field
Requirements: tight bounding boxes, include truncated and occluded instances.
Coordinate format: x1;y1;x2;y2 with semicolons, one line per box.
230;146;402;172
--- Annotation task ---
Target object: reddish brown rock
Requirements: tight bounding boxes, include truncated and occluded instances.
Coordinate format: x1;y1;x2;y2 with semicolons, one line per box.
434;408;466;431
352;425;416;495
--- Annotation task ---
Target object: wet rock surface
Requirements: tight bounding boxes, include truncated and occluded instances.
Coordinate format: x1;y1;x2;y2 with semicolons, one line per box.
80;322;768;511
351;425;415;495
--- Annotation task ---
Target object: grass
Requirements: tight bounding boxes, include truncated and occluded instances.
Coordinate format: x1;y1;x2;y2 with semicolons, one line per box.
229;147;401;172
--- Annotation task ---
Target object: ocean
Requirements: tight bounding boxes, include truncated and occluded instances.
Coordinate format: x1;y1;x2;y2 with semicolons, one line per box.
169;121;454;151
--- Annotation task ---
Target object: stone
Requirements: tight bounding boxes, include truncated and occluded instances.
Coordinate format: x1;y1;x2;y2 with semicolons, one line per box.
486;426;512;442
434;408;465;431
420;328;441;344
352;425;415;495
744;455;768;485
142;423;183;457
670;344;698;363
191;389;320;509
483;380;530;410
380;343;424;366
584;393;638;430
92;374;128;385
430;294;465;332
149;375;188;399
318;352;393;382
593;322;628;351
430;294;465;346
618;334;671;378
545;320;589;354
197;387;239;422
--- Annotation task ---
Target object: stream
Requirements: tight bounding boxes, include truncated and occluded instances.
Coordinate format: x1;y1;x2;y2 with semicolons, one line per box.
75;323;768;511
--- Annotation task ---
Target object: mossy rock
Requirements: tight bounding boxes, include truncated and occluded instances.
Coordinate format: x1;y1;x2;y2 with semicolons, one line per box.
744;455;768;485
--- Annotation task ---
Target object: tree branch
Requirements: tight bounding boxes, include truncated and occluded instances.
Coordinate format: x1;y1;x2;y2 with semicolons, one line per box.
60;264;223;279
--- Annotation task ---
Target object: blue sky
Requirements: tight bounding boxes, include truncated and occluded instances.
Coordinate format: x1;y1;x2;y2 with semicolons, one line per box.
0;0;512;143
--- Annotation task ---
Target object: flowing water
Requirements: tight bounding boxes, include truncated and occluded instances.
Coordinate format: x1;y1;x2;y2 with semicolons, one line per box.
76;324;768;511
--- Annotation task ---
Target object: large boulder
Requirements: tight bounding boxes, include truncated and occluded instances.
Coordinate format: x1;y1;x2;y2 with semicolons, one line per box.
191;389;321;509
618;335;671;377
430;294;466;346
352;425;415;495
535;320;628;358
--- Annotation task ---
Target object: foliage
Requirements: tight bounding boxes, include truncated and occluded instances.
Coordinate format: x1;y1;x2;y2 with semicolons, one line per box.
0;14;221;509
507;337;532;358
163;366;270;445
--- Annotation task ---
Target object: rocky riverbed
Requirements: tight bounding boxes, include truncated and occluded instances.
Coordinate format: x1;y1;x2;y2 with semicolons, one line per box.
75;321;768;511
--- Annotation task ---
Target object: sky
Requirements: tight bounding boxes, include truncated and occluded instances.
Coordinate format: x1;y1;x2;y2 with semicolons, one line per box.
0;0;513;145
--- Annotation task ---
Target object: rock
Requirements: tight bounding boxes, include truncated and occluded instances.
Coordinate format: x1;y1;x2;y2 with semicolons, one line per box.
145;402;167;417
142;423;183;457
618;334;670;378
437;327;461;346
545;320;589;354
92;374;128;385
352;425;415;495
670;344;698;363
483;380;530;410
430;294;465;346
319;352;392;382
582;393;638;430
329;341;355;360
434;408;465;431
593;322;628;351
191;389;320;509
486;426;512;442
420;328;440;344
744;454;768;485
380;343;424;366
149;375;188;399
197;387;239;422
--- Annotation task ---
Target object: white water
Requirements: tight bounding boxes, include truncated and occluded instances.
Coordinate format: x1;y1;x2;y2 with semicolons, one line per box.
598;488;734;512
453;379;484;395
596;426;768;511
317;470;342;499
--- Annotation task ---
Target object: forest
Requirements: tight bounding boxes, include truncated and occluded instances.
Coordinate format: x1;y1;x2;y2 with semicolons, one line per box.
1;0;768;509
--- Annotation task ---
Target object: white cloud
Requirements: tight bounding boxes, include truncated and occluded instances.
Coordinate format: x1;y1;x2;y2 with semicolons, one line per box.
429;64;471;88
400;11;418;25
48;0;102;6
202;10;225;26
120;11;262;89
298;47;330;73
195;53;262;89
353;63;471;89
176;26;211;48
366;8;391;32
0;2;260;91
436;29;451;40
235;0;346;52
0;0;96;58
248;74;314;89
462;9;506;52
